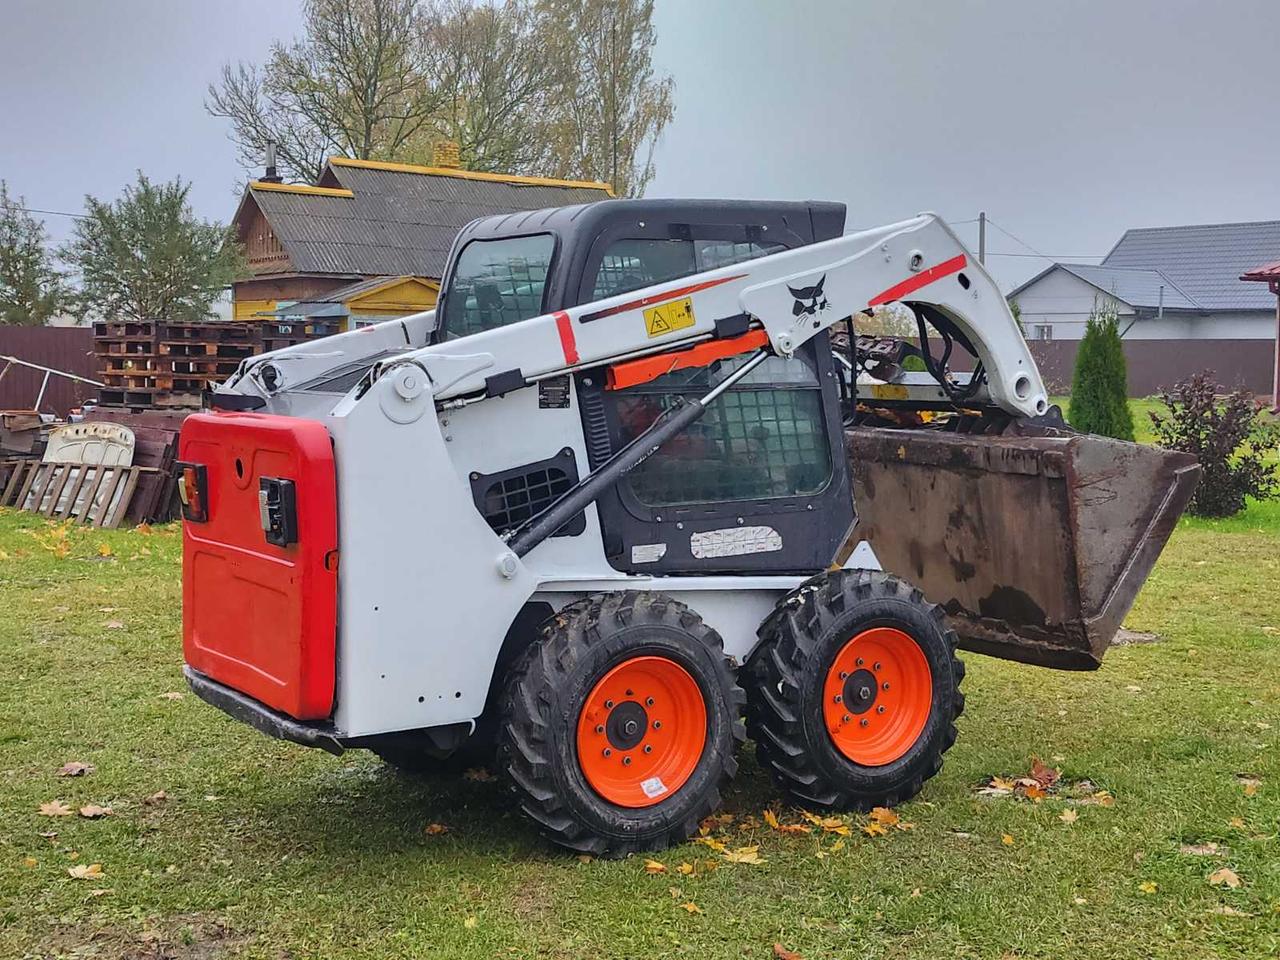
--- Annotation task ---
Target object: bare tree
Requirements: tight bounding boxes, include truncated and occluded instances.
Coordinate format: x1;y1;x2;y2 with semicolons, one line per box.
538;0;674;195
207;0;444;182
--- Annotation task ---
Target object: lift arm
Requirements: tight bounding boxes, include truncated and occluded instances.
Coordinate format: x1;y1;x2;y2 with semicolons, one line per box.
378;213;1046;419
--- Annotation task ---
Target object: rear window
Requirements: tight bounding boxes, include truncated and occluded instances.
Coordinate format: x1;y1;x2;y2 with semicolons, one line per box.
441;234;555;339
592;238;784;301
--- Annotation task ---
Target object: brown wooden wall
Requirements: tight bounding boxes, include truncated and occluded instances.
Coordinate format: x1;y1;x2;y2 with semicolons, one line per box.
0;327;97;416
1026;339;1275;397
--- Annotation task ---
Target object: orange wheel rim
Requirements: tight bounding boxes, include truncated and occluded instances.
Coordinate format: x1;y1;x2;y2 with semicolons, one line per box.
576;655;707;808
823;627;932;766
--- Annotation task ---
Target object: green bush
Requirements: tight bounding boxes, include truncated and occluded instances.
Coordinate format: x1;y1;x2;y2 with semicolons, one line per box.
1069;304;1134;440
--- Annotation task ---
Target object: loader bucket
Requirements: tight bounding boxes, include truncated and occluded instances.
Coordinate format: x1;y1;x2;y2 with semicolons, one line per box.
845;427;1201;670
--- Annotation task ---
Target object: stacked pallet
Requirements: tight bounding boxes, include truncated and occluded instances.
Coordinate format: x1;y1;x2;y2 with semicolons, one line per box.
93;319;339;411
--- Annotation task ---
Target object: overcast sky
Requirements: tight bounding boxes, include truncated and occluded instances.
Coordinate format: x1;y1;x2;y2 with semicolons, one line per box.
2;0;1278;290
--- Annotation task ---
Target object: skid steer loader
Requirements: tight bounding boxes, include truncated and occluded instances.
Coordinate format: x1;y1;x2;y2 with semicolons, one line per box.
178;199;1199;855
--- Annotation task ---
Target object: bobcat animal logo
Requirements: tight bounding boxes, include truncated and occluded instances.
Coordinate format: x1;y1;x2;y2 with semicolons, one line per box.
788;275;829;317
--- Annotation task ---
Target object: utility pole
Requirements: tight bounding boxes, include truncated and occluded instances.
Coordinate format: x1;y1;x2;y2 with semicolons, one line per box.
978;211;986;265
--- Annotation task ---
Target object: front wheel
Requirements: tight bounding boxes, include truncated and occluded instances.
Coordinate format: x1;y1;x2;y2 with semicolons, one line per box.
744;570;963;810
498;593;745;856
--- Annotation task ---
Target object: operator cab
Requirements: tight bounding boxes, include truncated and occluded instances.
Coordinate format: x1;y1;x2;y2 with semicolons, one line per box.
434;199;855;576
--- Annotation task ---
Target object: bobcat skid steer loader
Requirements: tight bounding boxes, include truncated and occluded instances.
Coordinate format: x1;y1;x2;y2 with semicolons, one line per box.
178;199;1199;855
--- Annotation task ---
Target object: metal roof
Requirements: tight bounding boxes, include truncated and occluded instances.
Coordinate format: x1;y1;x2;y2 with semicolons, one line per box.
306;275;433;303
242;161;612;280
1101;219;1280;310
1054;263;1199;309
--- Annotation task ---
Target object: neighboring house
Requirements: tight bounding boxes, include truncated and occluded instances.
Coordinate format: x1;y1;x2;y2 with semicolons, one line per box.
230;149;612;331
1010;220;1280;395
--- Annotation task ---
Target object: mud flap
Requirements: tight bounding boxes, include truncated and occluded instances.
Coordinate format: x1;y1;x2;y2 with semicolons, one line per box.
846;427;1200;670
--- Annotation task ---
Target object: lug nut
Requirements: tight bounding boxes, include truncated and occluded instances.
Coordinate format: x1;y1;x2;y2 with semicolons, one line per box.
856;658;865;667
839;671;849;680
605;699;614;708
842;714;851;723
646;697;655;706
625;689;634;697
882;682;890;691
860;718;870;728
653;720;662;730
623;756;632;766
603;748;612;757
876;705;886;714
873;662;882;671
595;724;605;734
643;744;653;754
833;694;843;703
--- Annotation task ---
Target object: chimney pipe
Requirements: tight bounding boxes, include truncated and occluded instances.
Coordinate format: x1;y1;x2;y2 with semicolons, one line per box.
262;141;283;183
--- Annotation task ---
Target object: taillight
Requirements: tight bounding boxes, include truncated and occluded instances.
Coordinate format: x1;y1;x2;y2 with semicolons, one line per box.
176;462;208;523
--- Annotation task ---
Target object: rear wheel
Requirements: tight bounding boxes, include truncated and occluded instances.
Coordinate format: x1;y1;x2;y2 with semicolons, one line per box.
498;593;744;856
744;570;963;810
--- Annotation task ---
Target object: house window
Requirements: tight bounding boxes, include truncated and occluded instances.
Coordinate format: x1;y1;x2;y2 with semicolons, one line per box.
1033;324;1053;341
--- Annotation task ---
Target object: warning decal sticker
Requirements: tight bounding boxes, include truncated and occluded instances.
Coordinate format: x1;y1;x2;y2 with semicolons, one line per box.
643;296;695;338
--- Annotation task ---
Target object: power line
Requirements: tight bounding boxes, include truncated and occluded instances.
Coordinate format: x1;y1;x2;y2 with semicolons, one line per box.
13;203;87;221
984;217;1103;262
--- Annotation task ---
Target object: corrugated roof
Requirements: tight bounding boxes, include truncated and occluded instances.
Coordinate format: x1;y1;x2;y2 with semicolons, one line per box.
244;160;611;279
1102;220;1280;310
308;275;430;303
1056;263;1199;309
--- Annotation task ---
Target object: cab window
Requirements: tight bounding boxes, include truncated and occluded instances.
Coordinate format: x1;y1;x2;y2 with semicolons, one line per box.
591;238;783;301
441;234;555;339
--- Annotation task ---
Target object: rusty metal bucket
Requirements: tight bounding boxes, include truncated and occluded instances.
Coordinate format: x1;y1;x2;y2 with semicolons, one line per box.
846;427;1201;670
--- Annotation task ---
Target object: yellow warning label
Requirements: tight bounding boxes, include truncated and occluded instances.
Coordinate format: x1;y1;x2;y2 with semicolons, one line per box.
869;383;910;401
643;297;695;338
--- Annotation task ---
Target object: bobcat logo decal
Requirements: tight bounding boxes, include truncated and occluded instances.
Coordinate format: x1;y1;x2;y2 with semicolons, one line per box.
788;275;829;317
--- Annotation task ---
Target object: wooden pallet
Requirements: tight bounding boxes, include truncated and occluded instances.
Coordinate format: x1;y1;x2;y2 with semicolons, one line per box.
0;459;153;527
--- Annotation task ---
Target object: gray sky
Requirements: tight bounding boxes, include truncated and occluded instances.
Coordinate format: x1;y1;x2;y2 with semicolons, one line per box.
3;0;1278;290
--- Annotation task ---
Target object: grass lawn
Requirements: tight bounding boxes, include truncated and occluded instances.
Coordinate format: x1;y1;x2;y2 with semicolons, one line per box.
1;491;1279;958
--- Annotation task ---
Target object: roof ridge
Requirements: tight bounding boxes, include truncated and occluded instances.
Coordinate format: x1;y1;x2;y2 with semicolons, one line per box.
1119;217;1280;234
326;156;614;195
1148;267;1200;307
249;181;354;199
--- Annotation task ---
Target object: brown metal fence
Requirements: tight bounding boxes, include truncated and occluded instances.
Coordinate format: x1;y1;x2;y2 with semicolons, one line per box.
0;327;98;416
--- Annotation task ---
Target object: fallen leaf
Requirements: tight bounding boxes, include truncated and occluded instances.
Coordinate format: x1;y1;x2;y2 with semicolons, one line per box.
1208;867;1242;889
136;523;153;536
1024;784;1047;801
462;767;493;782
861;822;888;838
1125;684;1141;693
424;823;448;836
89;888;113;897
1030;757;1061;789
67;863;104;880
644;859;667;874
97;543;113;557
1001;834;1015;846
801;812;849;834
576;854;592;864
722;845;765;865
22;856;37;868
763;809;781;830
104;620;124;630
829;838;846;852
1059;809;1079;824
38;831;57;841
1179;842;1220;856
1138;881;1158;895
78;804;112;819
39;801;73;817
773;945;803;960
869;806;899;827
143;791;168;805
679;901;701;914
1210;905;1251;917
463;916;477;930
158;692;184;701
676;862;694;876
990;776;1016;791
910;887;922;898
1072;896;1088;905
1228;817;1246;829
57;761;95;777
692;835;726;853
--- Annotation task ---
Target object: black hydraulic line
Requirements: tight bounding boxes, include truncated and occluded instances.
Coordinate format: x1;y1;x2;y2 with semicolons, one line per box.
506;350;770;559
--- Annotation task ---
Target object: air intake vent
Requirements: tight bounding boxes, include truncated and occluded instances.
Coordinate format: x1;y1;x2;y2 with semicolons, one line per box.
470;449;585;538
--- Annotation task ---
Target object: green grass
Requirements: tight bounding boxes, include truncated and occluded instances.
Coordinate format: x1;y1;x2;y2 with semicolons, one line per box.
2;504;1279;959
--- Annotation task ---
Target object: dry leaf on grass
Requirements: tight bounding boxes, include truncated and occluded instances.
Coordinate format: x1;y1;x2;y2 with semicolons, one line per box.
678;902;701;914
142;791;168;805
104;620;125;630
22;856;37;868
722;845;765;865
1138;881;1158;894
763;808;812;834
67;863;104;880
1208;867;1242;889
39;801;73;817
96;543;113;558
463;916;477;930
424;823;448;836
1178;842;1220;856
644;859;667;874
576;854;592;864
57;761;95;777
1030;757;1061;789
1059;809;1079;824
773;944;803;960
1209;905;1251;917
862;822;888;838
868;806;899;827
676;862;694;876
1001;834;1015;846
158;692;184;701
1227;817;1246;829
78;804;112;819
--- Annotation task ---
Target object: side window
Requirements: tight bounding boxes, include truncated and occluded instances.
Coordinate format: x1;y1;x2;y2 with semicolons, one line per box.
590;238;784;301
441;234;555;339
615;354;832;507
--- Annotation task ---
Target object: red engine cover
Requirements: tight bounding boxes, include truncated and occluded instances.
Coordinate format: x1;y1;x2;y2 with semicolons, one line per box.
180;412;338;720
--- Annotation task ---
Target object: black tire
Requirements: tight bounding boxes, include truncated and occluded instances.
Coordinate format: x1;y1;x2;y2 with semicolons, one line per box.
744;569;964;810
497;592;745;856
